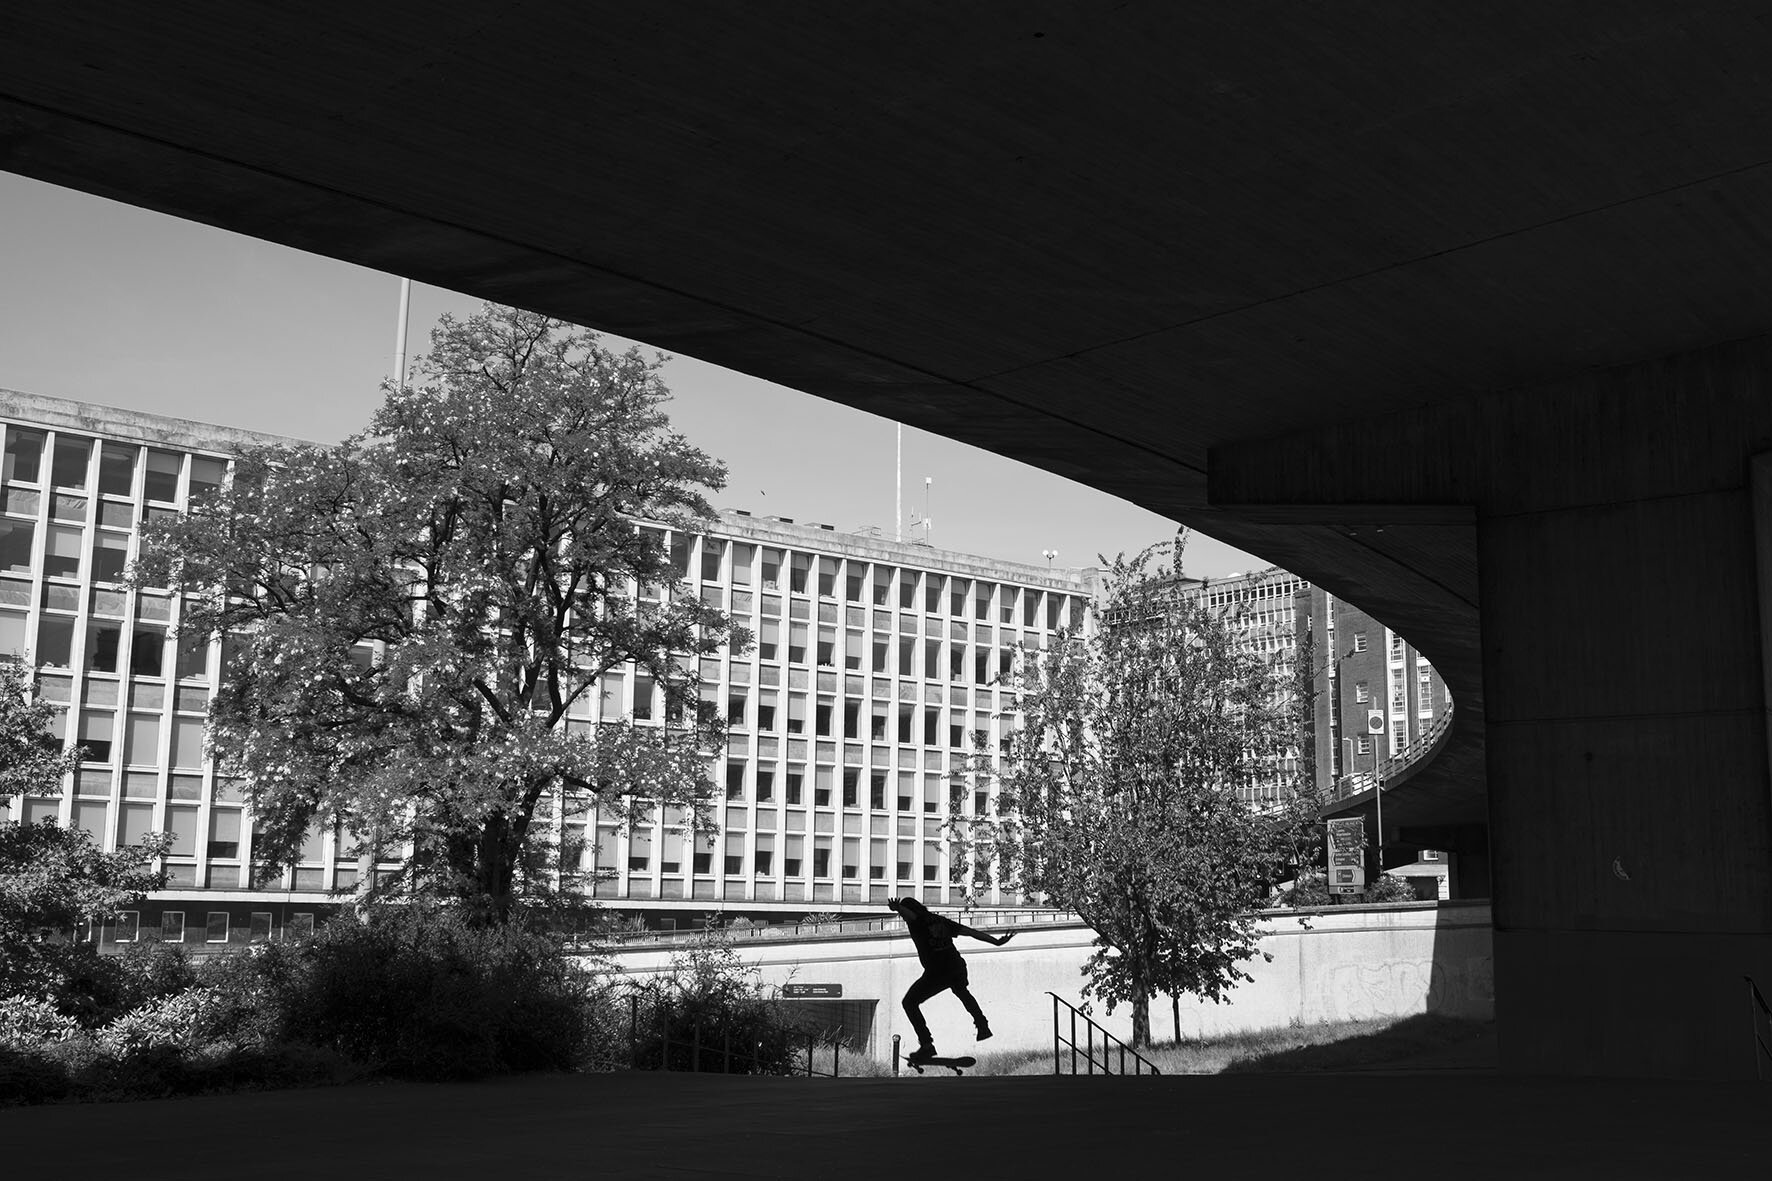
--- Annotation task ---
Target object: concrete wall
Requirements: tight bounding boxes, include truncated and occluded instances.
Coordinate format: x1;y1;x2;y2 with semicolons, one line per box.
598;900;1492;1061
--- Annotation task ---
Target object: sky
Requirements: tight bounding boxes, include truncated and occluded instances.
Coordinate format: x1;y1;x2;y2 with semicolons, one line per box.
0;171;1267;578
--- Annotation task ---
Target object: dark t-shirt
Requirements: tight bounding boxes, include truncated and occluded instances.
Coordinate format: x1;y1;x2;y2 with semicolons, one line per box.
903;910;964;969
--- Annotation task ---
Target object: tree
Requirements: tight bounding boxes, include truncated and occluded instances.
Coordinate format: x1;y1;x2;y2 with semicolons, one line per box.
972;537;1317;1046
134;304;742;923
1;663;171;1005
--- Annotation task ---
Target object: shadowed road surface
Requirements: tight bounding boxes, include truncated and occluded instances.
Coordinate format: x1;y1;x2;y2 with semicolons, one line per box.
1;1071;1765;1178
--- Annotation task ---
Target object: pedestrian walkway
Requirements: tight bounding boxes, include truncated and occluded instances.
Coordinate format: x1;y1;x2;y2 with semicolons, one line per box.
2;1069;1764;1178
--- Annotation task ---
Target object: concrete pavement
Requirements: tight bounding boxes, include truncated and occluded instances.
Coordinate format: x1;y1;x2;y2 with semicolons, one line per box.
2;1069;1766;1179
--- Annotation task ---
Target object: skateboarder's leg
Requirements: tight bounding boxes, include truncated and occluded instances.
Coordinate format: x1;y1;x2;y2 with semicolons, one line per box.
902;969;950;1057
949;961;993;1039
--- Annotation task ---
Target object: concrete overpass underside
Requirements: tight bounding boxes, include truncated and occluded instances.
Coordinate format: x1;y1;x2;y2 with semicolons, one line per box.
4;4;1771;1077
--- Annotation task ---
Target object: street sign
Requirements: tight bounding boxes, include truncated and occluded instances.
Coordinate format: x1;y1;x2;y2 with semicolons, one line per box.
1326;817;1367;895
783;983;843;998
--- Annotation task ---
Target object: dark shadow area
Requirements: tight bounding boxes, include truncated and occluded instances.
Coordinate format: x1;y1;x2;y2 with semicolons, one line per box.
1220;1013;1496;1074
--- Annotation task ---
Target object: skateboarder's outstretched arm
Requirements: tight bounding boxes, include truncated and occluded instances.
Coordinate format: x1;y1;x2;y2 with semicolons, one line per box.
952;921;1014;947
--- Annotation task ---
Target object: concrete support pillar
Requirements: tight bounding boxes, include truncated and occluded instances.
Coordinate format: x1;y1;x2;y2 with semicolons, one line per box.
1209;334;1772;1076
1482;428;1772;1077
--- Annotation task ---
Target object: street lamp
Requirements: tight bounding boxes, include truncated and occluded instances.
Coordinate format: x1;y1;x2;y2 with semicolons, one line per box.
1041;548;1058;567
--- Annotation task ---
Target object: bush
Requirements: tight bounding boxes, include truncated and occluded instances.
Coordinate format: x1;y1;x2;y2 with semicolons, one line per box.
276;906;608;1081
629;926;830;1074
0;994;81;1051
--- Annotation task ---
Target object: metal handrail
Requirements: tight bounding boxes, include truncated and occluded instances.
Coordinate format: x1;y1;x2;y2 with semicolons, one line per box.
1331;702;1457;802
1746;975;1772;1081
1047;992;1161;1076
597;907;1083;947
626;988;849;1077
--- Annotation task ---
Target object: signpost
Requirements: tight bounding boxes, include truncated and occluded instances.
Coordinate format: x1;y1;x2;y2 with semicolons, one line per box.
1326;816;1366;897
783;983;843;999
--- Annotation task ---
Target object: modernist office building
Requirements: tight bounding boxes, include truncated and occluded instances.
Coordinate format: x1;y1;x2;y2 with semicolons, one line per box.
1168;567;1453;804
0;391;1095;940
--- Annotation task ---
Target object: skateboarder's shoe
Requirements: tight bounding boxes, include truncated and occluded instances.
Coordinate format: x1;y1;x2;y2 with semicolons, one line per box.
906;1045;938;1065
975;1022;993;1041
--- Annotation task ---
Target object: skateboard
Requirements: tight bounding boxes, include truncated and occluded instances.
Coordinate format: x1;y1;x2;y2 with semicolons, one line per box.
904;1055;975;1076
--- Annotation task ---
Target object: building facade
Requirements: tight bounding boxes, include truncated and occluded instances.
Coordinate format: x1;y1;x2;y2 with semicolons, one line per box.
1;391;1094;941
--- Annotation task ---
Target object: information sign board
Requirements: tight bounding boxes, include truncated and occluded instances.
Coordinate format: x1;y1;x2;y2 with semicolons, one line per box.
783;983;843;999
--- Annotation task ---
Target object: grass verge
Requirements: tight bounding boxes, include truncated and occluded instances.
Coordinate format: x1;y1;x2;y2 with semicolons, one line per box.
951;1013;1495;1077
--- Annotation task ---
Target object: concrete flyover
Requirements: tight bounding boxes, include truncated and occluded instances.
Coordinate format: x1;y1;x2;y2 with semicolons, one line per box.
3;6;1770;1077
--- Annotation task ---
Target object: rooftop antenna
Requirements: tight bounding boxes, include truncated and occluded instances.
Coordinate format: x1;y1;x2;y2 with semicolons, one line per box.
907;476;932;544
895;423;902;543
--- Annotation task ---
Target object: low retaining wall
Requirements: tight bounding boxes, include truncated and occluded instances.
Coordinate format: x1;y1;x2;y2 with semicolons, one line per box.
597;900;1493;1061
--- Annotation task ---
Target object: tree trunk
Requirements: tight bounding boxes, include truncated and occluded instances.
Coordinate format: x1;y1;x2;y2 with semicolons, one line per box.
1130;985;1151;1048
1172;995;1181;1045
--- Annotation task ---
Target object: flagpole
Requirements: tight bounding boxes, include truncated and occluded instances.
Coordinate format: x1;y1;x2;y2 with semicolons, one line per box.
394;277;412;391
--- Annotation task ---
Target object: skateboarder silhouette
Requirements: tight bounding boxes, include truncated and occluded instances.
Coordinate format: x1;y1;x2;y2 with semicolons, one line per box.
887;896;1013;1065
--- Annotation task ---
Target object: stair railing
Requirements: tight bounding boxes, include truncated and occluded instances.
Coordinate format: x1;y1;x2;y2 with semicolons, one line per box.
1048;992;1161;1076
1746;975;1772;1081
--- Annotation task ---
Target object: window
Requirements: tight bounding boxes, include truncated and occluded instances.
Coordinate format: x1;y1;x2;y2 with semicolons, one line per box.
1354;681;1369;703
724;833;745;876
113;910;139;944
44;524;82;579
249;913;273;943
0;520;33;574
842;767;859;808
144;450;181;502
700;540;723;582
725;762;746;801
1355;735;1372;756
189;456;226;503
870;771;887;810
812;840;831;878
51;437;92;489
758;619;780;660
206;912;230;943
786;768;804;805
161;911;185;942
3;428;45;483
208;808;241;859
727;691;748;727
78;711;114;762
130;628;166;677
783;835;803;877
818;558;838;597
628;828;653;872
92;532;129;582
693;841;714;875
757;766;775;802
790;553;811;593
814;766;833;807
815;702;832;737
1352;632;1367;653
289;913;316;940
632;675;655;721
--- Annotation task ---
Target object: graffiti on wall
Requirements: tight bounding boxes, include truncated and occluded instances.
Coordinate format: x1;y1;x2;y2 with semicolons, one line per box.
1316;955;1494;1021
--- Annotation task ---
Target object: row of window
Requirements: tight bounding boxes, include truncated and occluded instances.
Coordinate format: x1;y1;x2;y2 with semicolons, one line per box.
107;910;314;944
685;534;1082;627
3;427;226;503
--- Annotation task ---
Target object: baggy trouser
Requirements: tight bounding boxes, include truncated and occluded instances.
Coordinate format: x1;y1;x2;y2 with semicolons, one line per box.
902;957;987;1051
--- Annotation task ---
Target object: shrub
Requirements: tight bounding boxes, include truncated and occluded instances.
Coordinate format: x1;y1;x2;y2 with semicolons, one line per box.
279;906;606;1081
0;994;80;1051
629;926;829;1074
94;986;225;1057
